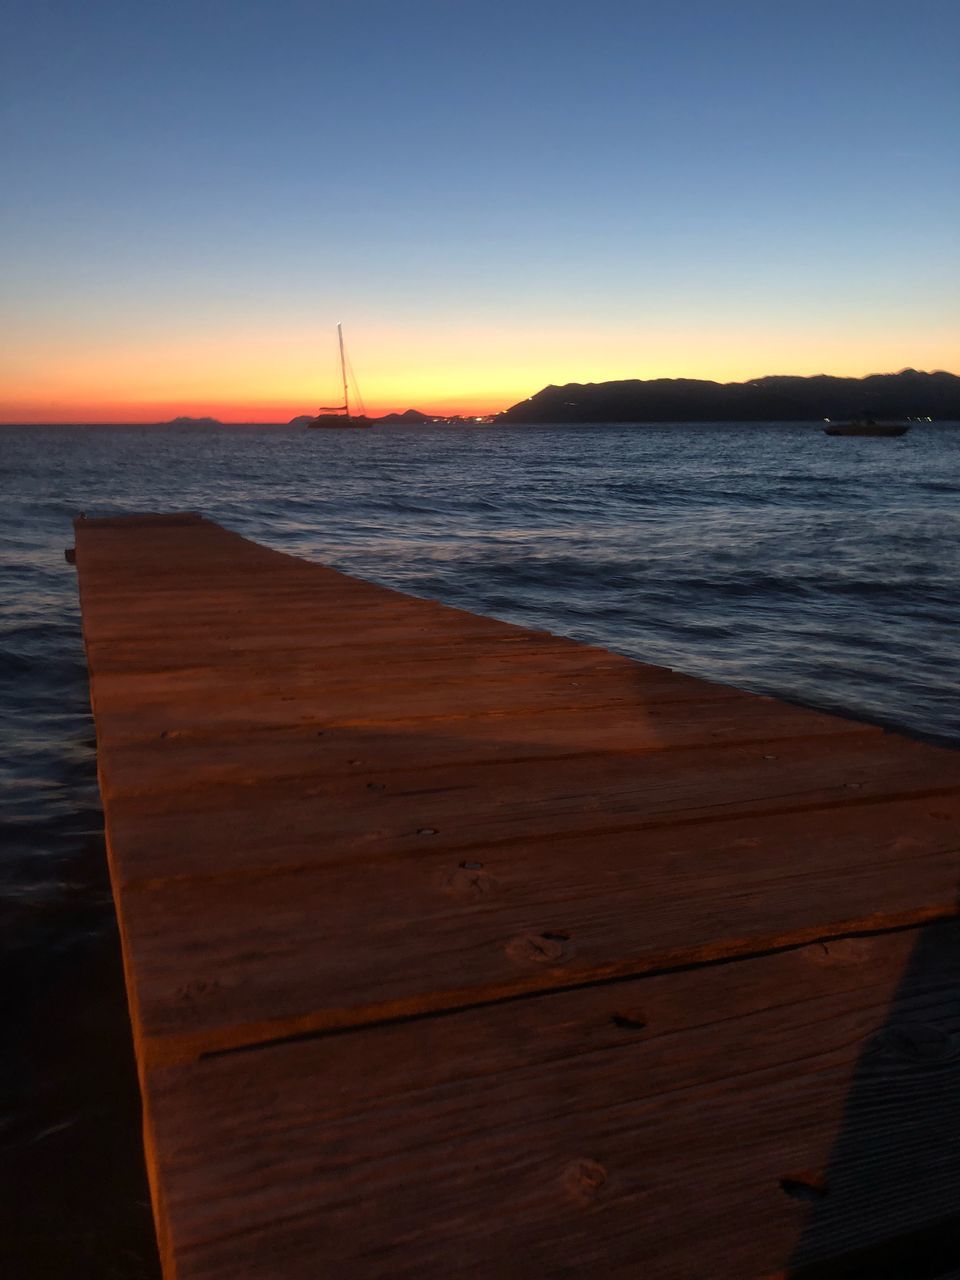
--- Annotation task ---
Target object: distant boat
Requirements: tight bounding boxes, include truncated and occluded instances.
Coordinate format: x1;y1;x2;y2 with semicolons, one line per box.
306;324;373;429
824;415;909;437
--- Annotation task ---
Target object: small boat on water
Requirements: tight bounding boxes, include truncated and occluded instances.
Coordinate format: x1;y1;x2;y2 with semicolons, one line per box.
823;415;909;437
307;324;373;429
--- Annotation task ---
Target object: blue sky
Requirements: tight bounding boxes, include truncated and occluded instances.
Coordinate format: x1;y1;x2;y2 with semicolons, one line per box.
2;0;957;418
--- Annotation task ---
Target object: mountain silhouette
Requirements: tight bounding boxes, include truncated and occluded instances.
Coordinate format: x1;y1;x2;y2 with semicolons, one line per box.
498;370;960;423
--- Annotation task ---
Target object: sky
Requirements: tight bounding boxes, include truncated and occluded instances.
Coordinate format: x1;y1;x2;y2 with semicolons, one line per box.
1;0;957;421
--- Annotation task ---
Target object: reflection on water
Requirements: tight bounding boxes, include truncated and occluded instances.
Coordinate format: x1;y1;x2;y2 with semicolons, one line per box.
1;420;959;1272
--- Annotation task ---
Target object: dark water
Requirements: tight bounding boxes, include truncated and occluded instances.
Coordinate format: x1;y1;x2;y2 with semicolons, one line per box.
2;420;959;1274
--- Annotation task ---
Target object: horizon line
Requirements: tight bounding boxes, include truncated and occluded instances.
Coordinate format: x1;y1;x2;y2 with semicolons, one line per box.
3;367;958;427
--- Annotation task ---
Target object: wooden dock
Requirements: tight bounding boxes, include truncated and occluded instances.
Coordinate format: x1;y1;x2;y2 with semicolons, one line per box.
73;513;960;1278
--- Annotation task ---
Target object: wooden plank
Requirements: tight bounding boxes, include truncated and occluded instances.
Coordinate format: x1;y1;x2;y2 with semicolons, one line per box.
144;924;960;1279
81;634;626;678
83;634;598;683
116;791;960;1064
85;673;862;797
96;695;874;801
103;733;960;888
78;614;714;689
87;662;756;740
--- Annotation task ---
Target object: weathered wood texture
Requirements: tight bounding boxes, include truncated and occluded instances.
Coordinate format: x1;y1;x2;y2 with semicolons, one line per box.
73;514;960;1278
148;926;960;1279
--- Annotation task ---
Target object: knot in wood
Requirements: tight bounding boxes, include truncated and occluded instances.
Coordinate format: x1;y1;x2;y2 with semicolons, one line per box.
506;931;573;966
176;978;218;1003
443;866;498;899
563;1158;607;1205
611;1010;647;1031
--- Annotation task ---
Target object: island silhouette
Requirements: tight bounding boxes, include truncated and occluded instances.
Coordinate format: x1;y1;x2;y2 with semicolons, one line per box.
498;369;960;423
157;416;223;426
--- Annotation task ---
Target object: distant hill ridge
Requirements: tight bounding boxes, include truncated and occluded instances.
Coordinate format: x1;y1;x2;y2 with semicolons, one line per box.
288;408;434;425
499;369;960;423
159;416;222;426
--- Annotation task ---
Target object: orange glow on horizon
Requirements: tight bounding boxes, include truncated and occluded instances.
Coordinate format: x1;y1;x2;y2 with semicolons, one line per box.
2;321;957;424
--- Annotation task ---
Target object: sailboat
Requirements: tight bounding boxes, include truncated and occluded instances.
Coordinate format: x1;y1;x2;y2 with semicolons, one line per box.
823;409;909;437
306;324;373;429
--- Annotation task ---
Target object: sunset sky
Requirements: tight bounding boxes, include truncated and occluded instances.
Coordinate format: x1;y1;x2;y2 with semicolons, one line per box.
2;0;957;422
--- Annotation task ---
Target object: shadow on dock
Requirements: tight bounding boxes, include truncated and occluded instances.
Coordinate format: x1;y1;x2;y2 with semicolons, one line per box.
786;919;960;1278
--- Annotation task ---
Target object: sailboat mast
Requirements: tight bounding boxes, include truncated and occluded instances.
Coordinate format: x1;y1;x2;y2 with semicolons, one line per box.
337;322;349;417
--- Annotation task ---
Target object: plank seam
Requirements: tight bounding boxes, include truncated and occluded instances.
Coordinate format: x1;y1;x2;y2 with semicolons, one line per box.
193;911;960;1065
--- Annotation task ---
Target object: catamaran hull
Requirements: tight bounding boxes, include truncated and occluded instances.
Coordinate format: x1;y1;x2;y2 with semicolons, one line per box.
306;418;373;429
824;424;909;437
